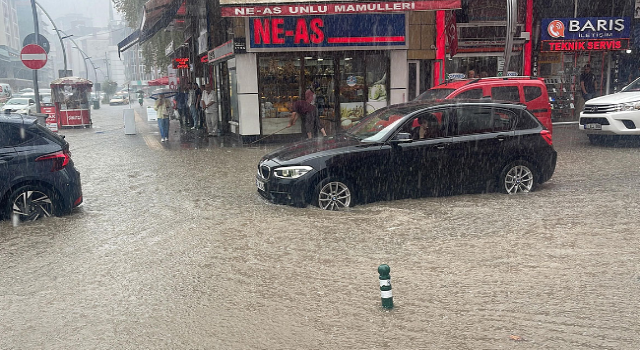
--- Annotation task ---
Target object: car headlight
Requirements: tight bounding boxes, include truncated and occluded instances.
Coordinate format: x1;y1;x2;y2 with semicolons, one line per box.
273;166;313;179
616;102;640;111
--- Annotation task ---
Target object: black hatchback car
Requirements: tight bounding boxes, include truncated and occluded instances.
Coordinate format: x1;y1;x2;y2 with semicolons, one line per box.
256;101;556;210
0;114;83;221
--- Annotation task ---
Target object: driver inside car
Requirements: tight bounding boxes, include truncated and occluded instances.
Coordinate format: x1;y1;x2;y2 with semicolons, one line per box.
410;113;440;140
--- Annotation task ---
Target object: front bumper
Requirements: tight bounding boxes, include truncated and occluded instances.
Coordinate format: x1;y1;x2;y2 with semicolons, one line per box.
579;110;640;135
255;172;315;207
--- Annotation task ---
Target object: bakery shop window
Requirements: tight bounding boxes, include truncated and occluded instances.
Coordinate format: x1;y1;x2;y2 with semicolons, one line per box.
259;55;302;135
339;52;389;131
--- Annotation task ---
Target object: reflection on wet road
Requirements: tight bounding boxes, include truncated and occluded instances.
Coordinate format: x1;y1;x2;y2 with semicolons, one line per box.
1;106;639;349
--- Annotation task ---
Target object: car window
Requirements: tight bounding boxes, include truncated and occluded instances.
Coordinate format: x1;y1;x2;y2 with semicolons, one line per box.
415;88;455;101
0;124;35;146
398;109;449;140
453;106;495;135
523;86;542;102
514;110;541;130
29;99;35;104
454;88;483;99
492;109;517;132
491;86;520;103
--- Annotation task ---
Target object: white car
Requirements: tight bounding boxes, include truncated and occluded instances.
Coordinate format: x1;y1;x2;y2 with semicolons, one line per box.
579;79;640;144
2;97;37;115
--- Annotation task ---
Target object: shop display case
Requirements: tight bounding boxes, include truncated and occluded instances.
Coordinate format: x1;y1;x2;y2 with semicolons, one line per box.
545;74;575;120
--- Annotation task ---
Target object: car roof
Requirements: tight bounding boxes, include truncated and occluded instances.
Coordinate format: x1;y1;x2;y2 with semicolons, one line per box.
432;76;545;89
388;99;529;112
0;113;38;125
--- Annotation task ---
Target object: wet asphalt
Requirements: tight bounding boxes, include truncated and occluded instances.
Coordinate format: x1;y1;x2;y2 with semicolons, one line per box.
1;103;639;349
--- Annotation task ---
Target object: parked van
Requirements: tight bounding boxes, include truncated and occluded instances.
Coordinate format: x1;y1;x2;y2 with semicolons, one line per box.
415;77;553;134
0;84;12;103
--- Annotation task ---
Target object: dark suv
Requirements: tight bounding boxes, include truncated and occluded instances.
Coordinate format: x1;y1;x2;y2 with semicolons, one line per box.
256;100;557;210
0;114;82;221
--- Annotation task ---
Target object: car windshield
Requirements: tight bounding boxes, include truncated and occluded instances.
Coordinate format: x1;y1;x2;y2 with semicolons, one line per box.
621;78;640;92
414;88;455;101
345;106;416;142
5;98;28;105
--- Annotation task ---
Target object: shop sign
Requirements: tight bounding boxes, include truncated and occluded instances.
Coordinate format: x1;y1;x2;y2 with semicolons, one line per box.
198;31;208;55
208;40;234;64
173;57;190;69
542;39;629;52
541;17;630;41
221;0;461;17
247;13;406;50
165;41;174;56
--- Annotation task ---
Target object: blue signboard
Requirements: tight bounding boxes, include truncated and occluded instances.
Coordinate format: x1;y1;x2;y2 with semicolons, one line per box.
541;17;630;41
248;13;406;50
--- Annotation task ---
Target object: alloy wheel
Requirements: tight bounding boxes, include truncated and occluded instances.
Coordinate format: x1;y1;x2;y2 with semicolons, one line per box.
318;181;352;210
12;190;54;221
504;165;534;194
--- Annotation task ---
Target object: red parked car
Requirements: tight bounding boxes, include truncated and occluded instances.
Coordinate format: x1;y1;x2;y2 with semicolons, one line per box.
415;77;553;134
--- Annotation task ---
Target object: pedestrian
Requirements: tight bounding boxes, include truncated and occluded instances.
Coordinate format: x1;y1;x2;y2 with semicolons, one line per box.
175;85;187;128
286;98;327;139
580;64;596;101
201;83;219;137
188;83;198;130
154;94;170;142
195;83;203;129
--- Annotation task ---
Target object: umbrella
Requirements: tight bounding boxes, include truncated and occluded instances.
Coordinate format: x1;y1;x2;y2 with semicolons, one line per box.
150;88;177;100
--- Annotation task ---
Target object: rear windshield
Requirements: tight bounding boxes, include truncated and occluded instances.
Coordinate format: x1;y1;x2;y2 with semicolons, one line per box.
31;122;66;146
415;88;455;101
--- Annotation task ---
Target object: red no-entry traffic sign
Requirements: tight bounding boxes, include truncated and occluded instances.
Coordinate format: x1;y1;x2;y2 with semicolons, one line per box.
21;44;48;70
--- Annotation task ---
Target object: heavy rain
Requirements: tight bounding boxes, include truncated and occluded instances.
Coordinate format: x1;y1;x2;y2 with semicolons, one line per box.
1;0;640;348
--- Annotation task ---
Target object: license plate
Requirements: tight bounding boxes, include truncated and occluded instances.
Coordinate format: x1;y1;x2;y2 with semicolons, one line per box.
256;178;265;191
585;123;602;130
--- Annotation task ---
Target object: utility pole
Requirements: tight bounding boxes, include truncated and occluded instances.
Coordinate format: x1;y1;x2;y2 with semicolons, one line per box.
30;0;41;113
35;2;67;77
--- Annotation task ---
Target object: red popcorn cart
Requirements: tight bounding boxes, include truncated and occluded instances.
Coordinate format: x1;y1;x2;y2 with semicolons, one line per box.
50;77;93;128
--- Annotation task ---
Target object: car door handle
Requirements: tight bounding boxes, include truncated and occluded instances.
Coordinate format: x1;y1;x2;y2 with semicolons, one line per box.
436;144;447;149
495;135;507;141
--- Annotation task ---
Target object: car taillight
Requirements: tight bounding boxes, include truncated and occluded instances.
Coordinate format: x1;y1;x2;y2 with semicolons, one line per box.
540;130;553;146
35;149;70;172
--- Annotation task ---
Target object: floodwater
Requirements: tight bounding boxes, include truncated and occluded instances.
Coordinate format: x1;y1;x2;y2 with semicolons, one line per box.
1;105;639;349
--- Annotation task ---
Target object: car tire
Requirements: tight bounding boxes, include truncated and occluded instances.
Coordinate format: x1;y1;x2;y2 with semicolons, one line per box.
6;185;58;222
313;178;354;210
499;160;537;194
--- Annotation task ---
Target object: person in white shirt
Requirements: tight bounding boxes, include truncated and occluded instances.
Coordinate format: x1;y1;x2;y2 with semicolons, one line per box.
201;84;218;136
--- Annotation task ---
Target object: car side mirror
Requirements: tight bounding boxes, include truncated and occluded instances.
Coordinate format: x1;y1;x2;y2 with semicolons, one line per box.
390;132;413;144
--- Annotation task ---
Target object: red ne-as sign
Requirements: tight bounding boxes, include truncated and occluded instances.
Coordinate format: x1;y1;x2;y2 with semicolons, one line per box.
254;18;325;45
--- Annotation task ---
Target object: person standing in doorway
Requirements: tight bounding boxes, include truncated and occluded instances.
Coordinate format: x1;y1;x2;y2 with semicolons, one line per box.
202;84;219;137
580;64;596;101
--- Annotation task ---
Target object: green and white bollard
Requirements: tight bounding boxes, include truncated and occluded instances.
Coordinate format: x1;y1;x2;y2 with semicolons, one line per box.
378;264;393;309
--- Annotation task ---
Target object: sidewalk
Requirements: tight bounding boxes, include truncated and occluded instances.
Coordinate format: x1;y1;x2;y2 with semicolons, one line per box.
133;104;244;150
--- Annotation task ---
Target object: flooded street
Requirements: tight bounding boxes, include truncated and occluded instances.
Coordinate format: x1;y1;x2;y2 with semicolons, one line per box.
1;105;639;349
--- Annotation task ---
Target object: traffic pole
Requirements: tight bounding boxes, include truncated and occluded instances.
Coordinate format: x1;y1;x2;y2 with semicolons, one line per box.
378;264;393;309
30;0;41;114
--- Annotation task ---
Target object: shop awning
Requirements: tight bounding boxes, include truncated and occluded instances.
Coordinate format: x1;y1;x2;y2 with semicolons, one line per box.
117;0;184;54
148;76;171;86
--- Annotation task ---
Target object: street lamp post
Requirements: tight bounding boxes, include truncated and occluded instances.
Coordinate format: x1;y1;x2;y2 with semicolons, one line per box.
34;1;68;77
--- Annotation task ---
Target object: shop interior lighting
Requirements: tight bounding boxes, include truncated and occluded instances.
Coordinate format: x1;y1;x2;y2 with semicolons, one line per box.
317;58;324;61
